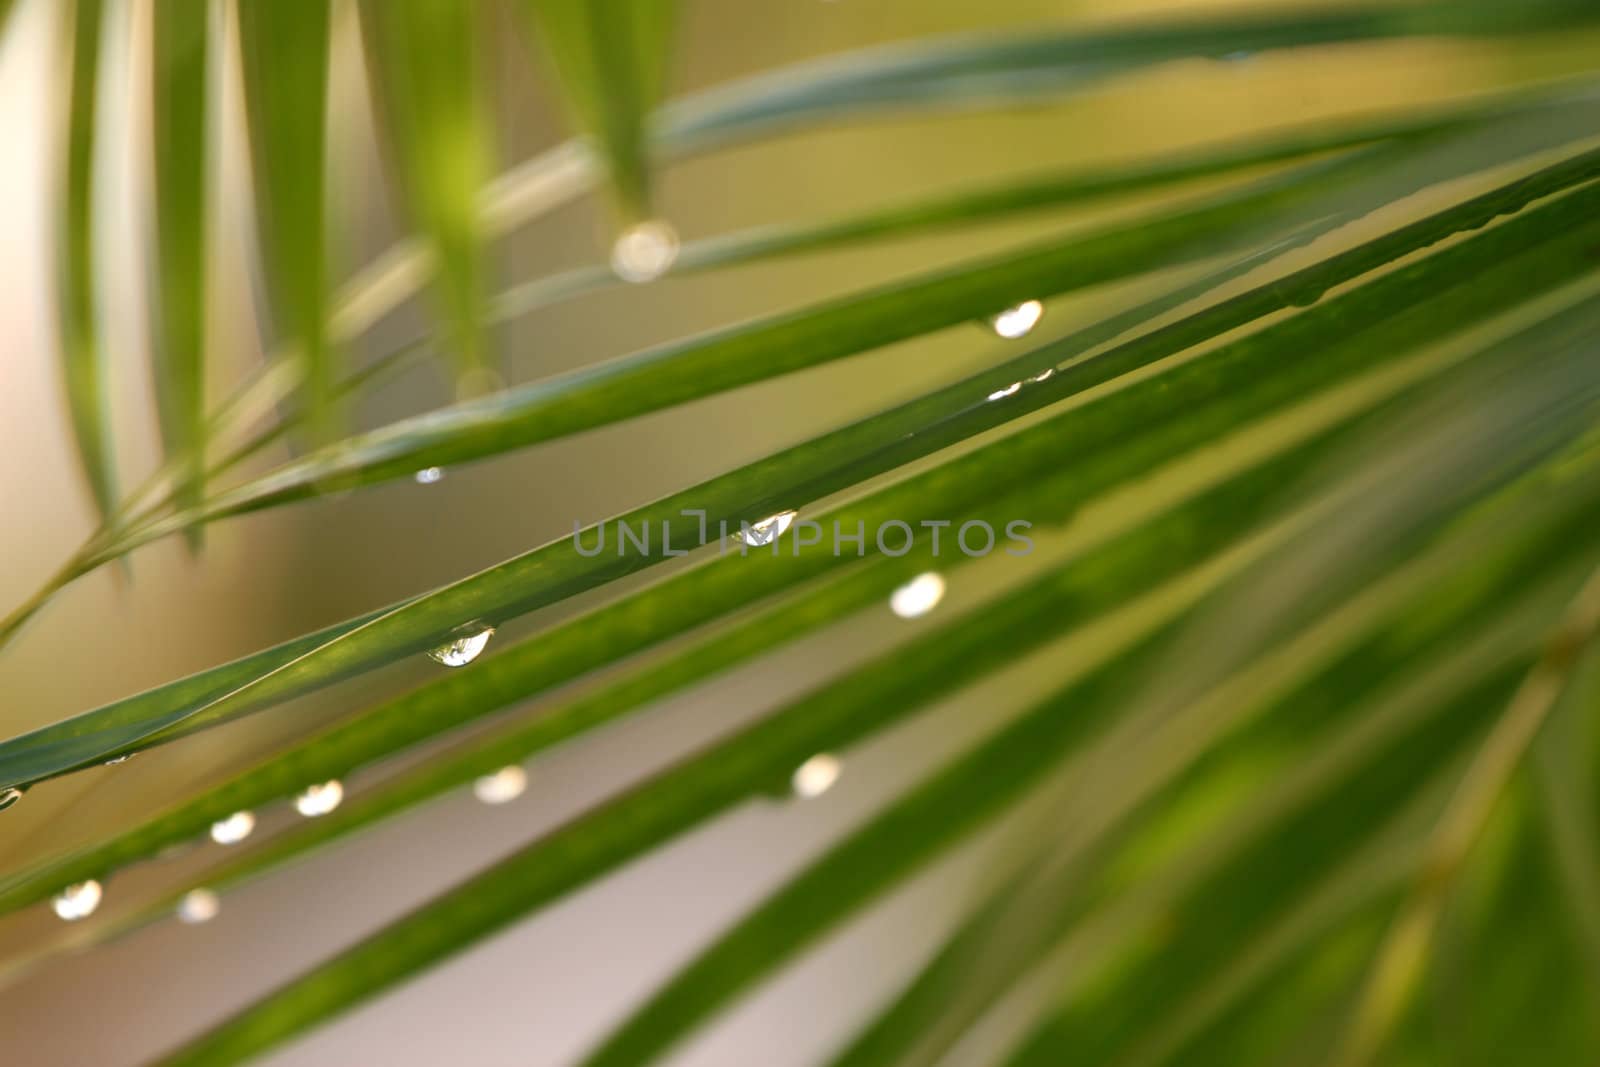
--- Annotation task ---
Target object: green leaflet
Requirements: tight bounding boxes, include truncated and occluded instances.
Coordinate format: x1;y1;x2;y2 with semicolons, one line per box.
55;0;116;521
519;0;674;222
359;0;492;387
237;0;335;440
148;0;210;545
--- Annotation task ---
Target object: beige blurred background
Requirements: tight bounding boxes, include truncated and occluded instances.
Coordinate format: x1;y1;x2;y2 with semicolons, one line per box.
0;0;1576;1063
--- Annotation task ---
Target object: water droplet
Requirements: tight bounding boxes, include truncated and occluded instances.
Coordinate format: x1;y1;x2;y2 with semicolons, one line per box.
735;510;798;547
0;787;22;812
414;467;444;485
890;572;946;619
791;754;842;798
52;880;103;921
103;753;134;766
611;220;680;283
210;811;256;845
177;888;220;924
987;381;1022;402
472;766;528;805
988;300;1044;339
293;780;344;818
427;627;494;667
1028;367;1055;384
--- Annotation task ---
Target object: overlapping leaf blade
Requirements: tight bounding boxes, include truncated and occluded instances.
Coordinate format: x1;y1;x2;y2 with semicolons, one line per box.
148;0;210;544
237;0;335;440
519;0;674;222
359;0;492;388
54;0;116;522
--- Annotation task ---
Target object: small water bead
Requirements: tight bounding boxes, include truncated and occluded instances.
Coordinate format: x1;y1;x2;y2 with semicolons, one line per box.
414;467;444;485
294;780;344;818
177;888;220;924
210;810;256;845
52;880;103;922
986;381;1022;402
791;754;842;798
0;787;22;812
1028;367;1055;384
988;300;1044;340
611;219;680;283
735;510;798;547
473;765;528;805
427;627;495;667
890;572;947;619
103;753;134;766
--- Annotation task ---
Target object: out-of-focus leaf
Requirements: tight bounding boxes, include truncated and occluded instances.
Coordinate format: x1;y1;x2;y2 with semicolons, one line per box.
148;0;210;546
55;0;115;522
359;0;492;389
518;0;674;222
236;0;334;439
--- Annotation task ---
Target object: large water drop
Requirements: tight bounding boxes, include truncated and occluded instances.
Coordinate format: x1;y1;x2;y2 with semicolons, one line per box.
294;780;344;818
611;220;680;283
473;766;528;805
791;754;842;798
988;300;1044;339
427;627;494;668
210;811;256;845
177;888;220;924
53;880;103;921
735;510;798;547
890;572;946;619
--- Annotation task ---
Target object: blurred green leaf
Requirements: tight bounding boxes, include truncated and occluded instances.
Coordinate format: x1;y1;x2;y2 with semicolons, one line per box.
359;0;493;389
518;0;674;222
55;0;115;522
236;0;335;440
149;0;210;547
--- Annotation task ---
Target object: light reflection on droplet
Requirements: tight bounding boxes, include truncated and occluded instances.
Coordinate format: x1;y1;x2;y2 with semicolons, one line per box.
103;753;134;766
986;382;1022;402
988;300;1044;339
611;220;680;283
177;888;220;924
210;810;256;845
0;787;22;812
472;765;528;805
1028;367;1055;383
427;627;494;667
791;754;842;798
735;510;798;547
890;572;946;619
414;467;444;485
52;879;103;921
294;780;344;818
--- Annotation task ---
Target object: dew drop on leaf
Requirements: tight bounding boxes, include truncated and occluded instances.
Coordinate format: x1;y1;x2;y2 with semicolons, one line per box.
414;467;444;485
611;219;679;283
293;780;344;818
987;299;1043;339
177;888;220;924
427;627;495;667
890;572;946;619
735;510;798;547
791;754;842;798
986;381;1022;402
0;787;21;812
473;766;528;805
210;810;256;845
52;879;102;921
